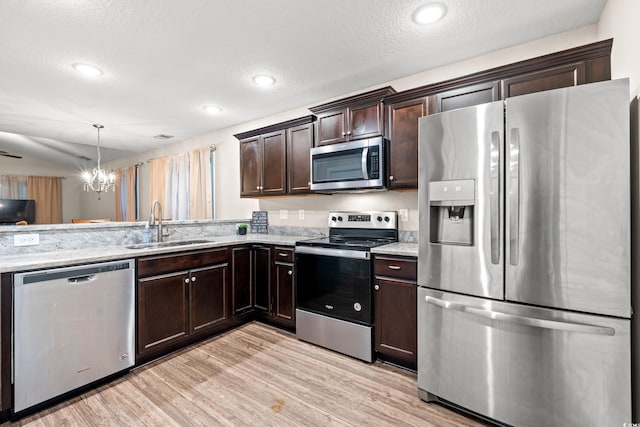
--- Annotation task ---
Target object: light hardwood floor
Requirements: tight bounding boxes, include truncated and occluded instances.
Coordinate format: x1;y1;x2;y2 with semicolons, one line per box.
10;322;486;426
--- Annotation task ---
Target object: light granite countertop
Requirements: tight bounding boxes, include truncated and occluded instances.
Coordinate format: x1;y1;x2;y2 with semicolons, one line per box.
1;234;416;273
371;242;418;257
1;234;311;274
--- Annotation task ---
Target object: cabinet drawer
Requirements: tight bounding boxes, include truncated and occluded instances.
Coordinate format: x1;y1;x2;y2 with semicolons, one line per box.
138;248;228;277
374;256;417;281
273;246;294;263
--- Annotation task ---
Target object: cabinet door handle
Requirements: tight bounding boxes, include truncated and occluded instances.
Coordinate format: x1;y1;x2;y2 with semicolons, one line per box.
388;265;401;270
374;284;380;291
389;175;394;181
279;252;288;257
288;270;292;276
184;278;190;283
307;181;311;186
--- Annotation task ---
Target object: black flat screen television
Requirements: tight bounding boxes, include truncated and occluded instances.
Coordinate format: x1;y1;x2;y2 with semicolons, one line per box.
0;199;36;224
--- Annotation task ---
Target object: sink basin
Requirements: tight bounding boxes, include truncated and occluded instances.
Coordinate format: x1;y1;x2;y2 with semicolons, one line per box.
125;239;214;250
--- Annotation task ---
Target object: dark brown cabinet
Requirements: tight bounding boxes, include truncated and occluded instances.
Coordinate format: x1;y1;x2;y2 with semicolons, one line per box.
310;87;396;146
433;81;500;113
385;39;612;191
386;97;428;189
253;246;271;312
189;264;228;335
271;247;295;328
501;62;586;98
239;130;286;197
231;246;253;316
136;249;229;360
287;122;314;194
138;271;189;356
236;116;316;198
374;255;417;370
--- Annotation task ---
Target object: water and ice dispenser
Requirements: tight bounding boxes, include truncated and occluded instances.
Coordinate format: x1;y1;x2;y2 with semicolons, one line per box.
428;179;475;246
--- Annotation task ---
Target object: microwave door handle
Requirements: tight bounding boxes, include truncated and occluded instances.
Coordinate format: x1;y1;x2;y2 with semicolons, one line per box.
361;147;369;180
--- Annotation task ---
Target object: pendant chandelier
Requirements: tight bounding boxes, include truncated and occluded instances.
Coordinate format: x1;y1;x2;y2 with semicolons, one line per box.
82;124;115;199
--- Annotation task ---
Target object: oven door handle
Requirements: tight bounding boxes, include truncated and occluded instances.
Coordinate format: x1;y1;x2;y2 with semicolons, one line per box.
295;246;370;260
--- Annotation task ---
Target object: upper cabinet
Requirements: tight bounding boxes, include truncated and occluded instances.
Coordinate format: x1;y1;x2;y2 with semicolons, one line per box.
385;39;612;190
238;130;286;197
235;116;316;198
309;87;396;146
287;122;315;194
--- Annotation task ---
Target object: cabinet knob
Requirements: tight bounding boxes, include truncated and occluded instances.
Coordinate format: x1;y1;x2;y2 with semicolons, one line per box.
342;132;346;136
374;284;380;291
346;131;352;136
308;182;311;186
256;186;260;190
191;276;197;282
288;270;292;275
389;175;394;181
185;278;190;283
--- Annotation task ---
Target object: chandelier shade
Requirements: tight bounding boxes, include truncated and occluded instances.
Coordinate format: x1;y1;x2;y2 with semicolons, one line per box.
82;124;115;199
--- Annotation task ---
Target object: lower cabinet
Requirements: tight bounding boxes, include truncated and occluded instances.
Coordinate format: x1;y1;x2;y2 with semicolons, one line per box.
253;246;271;312
231;246;253;315
137;248;229;361
272;250;295;328
373;255;417;370
230;244;295;330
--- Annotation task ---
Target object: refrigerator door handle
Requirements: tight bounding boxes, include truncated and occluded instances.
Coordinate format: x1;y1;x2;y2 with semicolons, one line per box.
490;131;501;264
508;128;520;266
424;295;615;336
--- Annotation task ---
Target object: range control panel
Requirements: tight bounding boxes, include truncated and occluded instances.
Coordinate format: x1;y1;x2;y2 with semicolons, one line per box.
328;211;397;229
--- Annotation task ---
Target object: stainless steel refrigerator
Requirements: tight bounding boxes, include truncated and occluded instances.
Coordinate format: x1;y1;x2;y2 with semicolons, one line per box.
417;79;631;427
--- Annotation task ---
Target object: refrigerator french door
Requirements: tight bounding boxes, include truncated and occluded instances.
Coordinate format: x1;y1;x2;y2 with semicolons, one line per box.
417;79;631;427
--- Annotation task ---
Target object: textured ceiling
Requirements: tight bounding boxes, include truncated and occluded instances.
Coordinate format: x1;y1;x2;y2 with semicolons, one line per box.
0;0;607;168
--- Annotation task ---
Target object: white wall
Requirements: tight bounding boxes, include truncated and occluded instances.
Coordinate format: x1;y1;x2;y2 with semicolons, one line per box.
598;0;640;99
0;155;81;223
105;25;599;230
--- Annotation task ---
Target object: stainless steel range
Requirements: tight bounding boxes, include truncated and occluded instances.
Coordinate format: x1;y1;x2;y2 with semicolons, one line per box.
295;211;398;362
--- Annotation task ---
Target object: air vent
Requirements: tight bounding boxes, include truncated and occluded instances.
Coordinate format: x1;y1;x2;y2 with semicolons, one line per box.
153;134;174;140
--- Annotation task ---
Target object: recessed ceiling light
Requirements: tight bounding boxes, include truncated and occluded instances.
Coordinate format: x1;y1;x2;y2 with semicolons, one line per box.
252;75;276;87
203;105;223;114
72;63;103;77
412;2;448;24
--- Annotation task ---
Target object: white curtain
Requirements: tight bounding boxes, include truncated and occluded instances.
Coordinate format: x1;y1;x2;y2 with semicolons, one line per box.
0;175;28;199
189;147;213;219
165;153;190;220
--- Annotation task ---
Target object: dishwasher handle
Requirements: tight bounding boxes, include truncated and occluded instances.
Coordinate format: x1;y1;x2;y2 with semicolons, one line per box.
68;275;98;284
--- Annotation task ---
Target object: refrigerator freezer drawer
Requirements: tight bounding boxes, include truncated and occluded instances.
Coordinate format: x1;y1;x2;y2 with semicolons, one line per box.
417;288;631;427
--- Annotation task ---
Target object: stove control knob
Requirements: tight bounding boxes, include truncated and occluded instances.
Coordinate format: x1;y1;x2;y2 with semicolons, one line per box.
377;216;382;222
384;216;390;222
338;216;343;222
331;216;337;222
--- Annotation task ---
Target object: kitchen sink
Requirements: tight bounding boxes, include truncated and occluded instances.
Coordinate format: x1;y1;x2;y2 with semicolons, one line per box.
125;239;214;250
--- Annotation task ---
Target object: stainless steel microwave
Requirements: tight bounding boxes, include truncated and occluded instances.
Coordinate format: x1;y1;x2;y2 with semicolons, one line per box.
309;137;386;192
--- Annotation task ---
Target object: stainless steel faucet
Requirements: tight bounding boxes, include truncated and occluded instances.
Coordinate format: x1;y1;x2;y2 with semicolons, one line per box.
149;200;169;242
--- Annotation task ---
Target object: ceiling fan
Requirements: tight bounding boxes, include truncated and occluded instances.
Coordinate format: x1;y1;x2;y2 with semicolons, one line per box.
0;149;22;159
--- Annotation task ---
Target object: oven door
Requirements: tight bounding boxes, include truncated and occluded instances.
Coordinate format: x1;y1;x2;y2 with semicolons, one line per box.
309;138;384;191
295;246;372;325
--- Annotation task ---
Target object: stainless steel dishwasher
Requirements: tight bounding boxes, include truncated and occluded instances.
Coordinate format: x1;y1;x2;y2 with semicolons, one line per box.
13;259;135;413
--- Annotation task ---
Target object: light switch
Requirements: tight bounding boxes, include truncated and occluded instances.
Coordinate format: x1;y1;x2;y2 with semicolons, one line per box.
298;209;305;220
280;210;288;220
399;209;409;222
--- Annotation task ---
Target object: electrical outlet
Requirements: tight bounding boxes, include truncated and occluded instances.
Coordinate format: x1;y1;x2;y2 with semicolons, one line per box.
14;234;40;246
399;209;409;222
298;209;305;220
279;210;288;220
